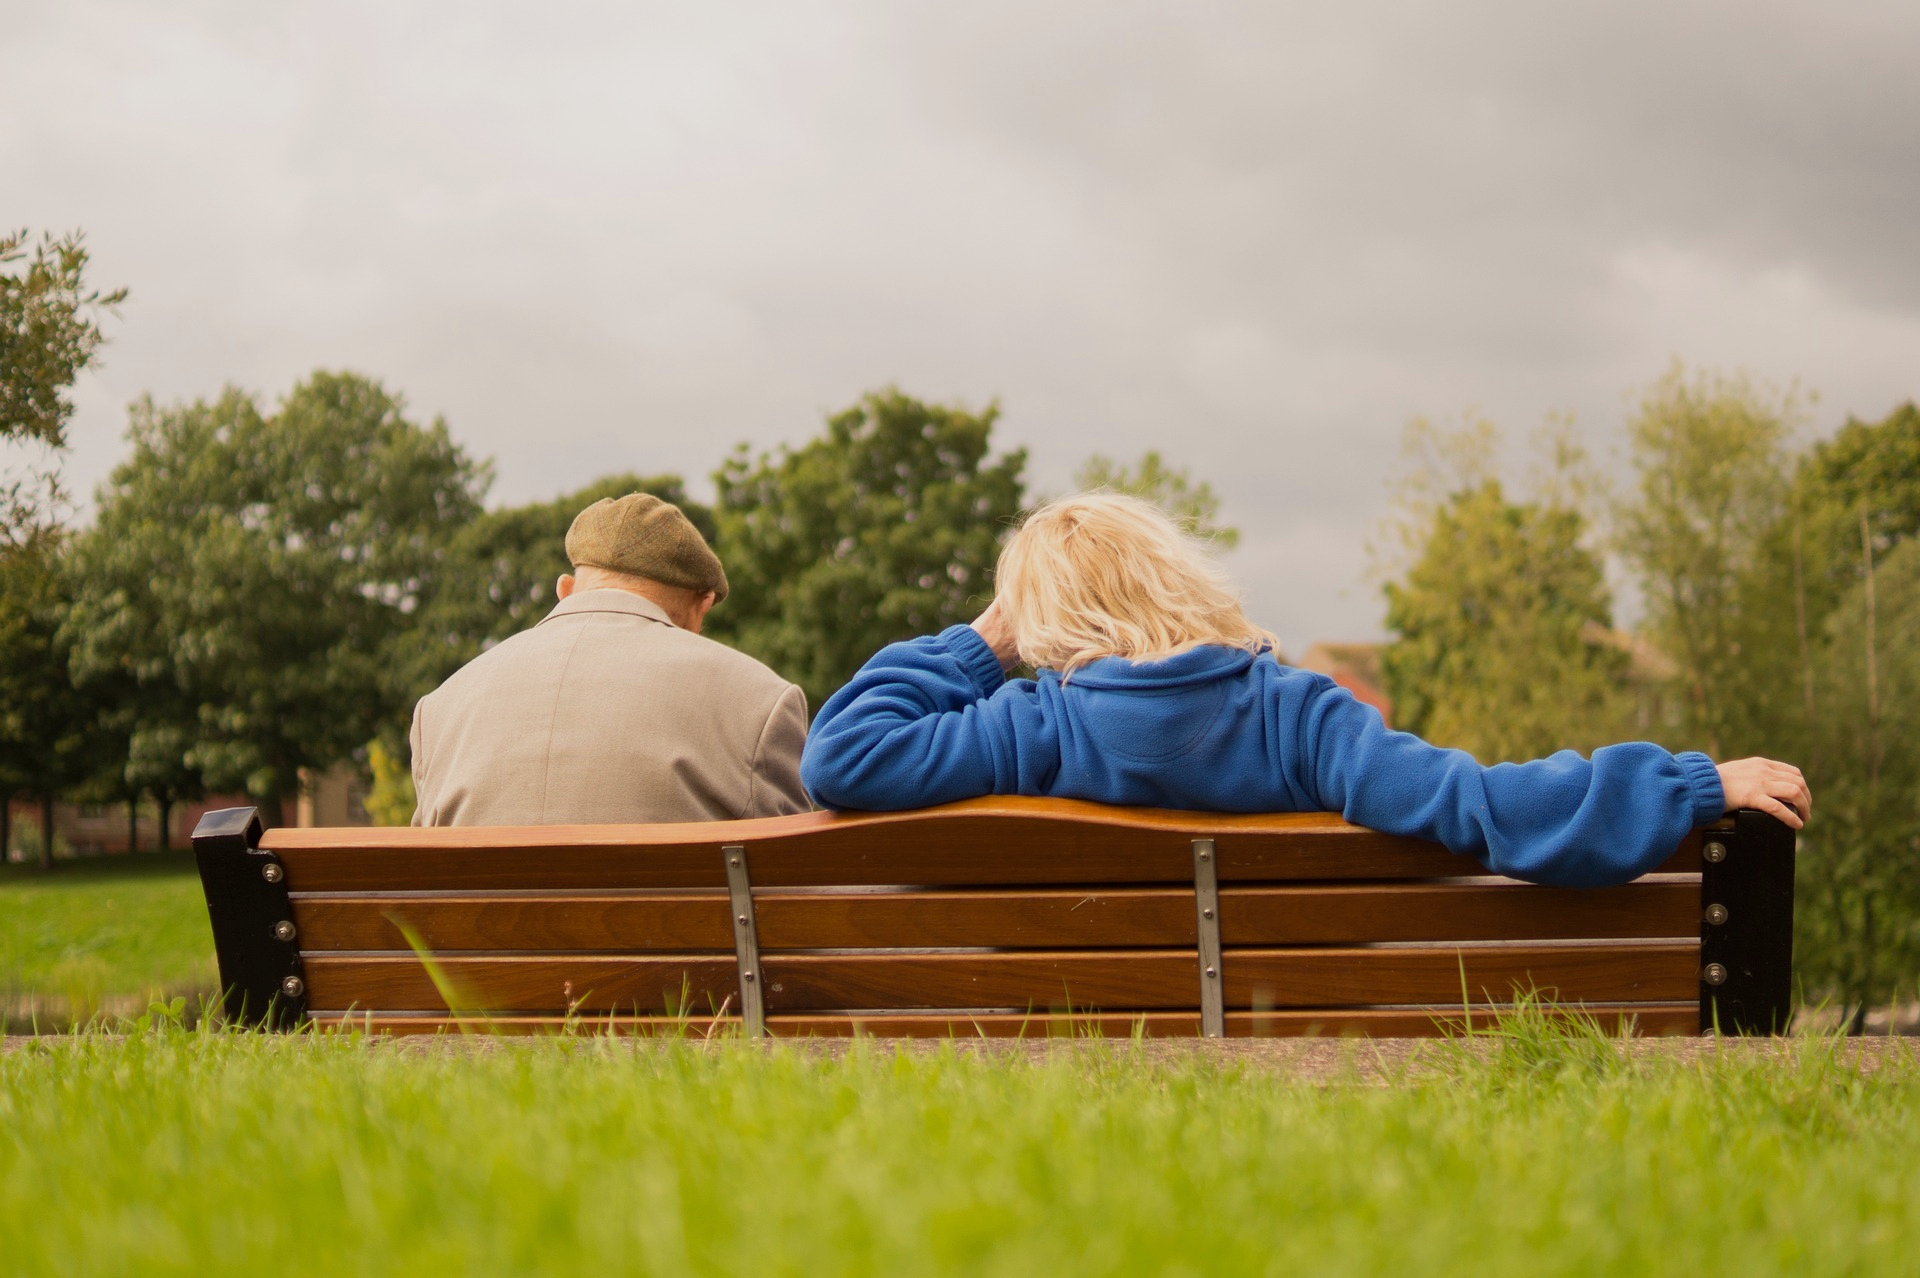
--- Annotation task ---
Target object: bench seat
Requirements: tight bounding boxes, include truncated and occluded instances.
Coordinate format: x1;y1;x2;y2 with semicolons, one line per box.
190;797;1795;1037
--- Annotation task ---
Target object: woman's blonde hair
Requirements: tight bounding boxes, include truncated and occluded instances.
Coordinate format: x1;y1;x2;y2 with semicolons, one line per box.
995;491;1273;675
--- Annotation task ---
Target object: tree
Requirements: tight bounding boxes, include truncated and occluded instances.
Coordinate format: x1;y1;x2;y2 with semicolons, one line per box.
0;228;127;863
67;652;202;853
361;738;416;829
0;531;114;867
1073;450;1240;548
1614;363;1800;757
1378;418;1630;763
1759;403;1920;1017
1788;403;1920;703
64;372;488;826
707;388;1027;710
1801;402;1920;546
1794;538;1920;1013
1;230;125;528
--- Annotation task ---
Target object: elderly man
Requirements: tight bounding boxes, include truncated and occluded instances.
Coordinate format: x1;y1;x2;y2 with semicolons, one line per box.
410;493;809;825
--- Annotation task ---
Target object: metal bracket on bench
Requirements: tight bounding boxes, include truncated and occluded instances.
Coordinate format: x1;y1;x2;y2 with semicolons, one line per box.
721;844;766;1039
1699;810;1796;1035
1192;838;1225;1038
191;807;306;1029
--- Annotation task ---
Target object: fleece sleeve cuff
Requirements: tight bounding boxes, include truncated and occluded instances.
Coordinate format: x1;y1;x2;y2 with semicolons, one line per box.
939;624;1008;698
1675;751;1725;825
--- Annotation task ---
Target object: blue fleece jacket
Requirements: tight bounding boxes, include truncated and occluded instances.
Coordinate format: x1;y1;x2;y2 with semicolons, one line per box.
800;626;1726;888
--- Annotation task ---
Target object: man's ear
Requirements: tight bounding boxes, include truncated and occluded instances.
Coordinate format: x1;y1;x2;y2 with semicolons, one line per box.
687;591;718;634
556;573;576;600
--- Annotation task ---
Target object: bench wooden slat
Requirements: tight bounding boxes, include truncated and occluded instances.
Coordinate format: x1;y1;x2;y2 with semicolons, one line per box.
260;797;1701;890
770;1005;1705;1037
293;895;736;952
259;799;1418;854
1225;881;1699;945
265;827;1702;892
303;955;741;1014
305;1012;739;1036
308;1004;1701;1038
302;943;1695;1013
1221;944;1696;1006
275;847;728;892
291;881;1701;953
763;944;1696;1010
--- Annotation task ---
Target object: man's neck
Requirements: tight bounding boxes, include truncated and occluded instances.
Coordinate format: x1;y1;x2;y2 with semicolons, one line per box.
566;569;704;632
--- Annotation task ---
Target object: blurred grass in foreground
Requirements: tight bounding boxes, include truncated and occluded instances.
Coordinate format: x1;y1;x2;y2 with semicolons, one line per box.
1;1012;1914;1277
0;852;215;1026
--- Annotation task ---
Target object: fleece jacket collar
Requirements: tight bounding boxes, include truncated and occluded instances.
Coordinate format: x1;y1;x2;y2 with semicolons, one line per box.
1060;644;1260;691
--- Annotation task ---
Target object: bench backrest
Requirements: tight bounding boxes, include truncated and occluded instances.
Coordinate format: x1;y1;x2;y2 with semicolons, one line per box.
190;797;1796;1037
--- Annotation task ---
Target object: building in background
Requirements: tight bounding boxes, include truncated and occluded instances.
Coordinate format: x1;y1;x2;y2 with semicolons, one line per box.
293;765;373;829
1294;643;1392;726
4;765;370;862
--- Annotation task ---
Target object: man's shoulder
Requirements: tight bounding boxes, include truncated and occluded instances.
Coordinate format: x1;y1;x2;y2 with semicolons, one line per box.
426;619;569;688
667;628;800;702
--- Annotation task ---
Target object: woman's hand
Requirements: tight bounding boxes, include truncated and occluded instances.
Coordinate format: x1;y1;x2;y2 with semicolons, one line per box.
1716;757;1812;829
969;597;1021;672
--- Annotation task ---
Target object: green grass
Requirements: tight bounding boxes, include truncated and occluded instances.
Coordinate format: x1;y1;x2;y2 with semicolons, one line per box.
0;852;216;1023
2;1017;1915;1276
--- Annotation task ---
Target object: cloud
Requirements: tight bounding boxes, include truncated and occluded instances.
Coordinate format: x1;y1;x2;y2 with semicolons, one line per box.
8;1;1916;652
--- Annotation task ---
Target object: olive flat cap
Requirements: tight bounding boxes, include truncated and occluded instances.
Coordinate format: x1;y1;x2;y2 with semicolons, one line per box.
565;493;729;603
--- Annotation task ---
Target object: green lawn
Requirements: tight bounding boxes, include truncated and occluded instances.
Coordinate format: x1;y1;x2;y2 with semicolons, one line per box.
0;852;216;1025
1;1021;1914;1277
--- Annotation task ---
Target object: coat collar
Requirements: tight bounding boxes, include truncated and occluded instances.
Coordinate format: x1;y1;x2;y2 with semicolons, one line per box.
539;588;676;629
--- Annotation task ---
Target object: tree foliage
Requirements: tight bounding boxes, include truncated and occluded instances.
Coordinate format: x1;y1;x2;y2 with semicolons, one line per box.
64;373;487;824
1074;450;1240;548
0;530;114;866
0;229;125;452
707;388;1026;710
1737;403;1920;1010
1380;419;1630;763
1794;538;1920;1008
361;738;416;829
1;230;125;531
1785;402;1920;709
1614;363;1799;757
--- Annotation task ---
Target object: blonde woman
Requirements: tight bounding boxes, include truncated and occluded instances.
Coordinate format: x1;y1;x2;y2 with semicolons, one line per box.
799;493;1811;887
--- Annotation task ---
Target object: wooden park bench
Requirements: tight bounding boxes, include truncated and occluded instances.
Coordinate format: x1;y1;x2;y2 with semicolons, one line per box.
190;797;1795;1038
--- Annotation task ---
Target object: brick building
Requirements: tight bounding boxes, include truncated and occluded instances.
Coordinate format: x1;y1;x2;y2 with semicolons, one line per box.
4;766;371;863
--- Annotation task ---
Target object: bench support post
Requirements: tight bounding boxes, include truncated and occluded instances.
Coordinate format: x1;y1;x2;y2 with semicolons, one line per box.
1192;838;1225;1038
191;807;306;1029
722;844;766;1039
1699;810;1796;1034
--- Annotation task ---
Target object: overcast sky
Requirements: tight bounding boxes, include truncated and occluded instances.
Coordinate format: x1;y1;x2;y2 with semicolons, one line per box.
9;1;1918;652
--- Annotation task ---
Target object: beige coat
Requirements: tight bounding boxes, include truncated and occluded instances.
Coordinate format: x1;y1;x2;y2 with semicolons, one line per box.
410;589;809;826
